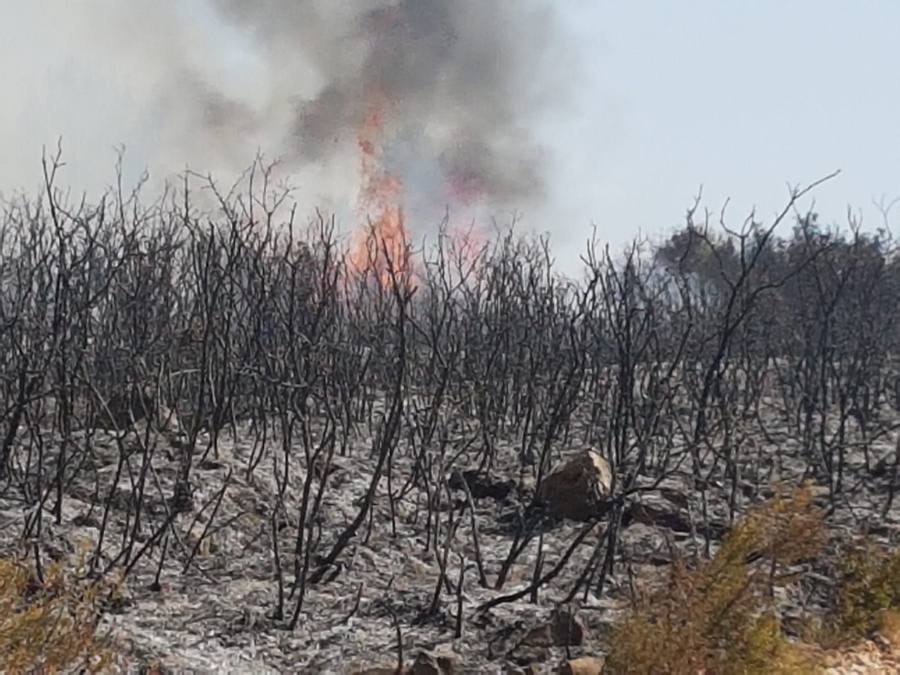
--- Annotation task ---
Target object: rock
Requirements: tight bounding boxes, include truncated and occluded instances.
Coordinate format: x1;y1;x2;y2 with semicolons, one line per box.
873;452;897;478
409;649;458;674
72;512;101;529
522;609;586;648
449;469;517;501
557;656;605;675
538;451;612;521
623;500;728;540
658;486;689;509
507;650;549;671
197;458;226;471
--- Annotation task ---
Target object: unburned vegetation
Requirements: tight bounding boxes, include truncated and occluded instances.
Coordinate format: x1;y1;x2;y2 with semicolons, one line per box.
0;155;898;672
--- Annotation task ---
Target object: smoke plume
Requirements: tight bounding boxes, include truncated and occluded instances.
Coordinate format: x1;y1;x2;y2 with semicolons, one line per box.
0;1;572;230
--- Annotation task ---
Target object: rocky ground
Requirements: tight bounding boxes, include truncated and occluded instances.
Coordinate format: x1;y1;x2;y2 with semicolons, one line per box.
0;401;898;673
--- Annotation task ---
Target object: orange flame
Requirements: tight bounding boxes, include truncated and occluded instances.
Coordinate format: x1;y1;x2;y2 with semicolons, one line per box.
348;94;410;288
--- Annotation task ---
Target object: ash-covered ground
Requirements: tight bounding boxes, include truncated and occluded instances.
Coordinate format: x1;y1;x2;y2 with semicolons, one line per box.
1;397;897;673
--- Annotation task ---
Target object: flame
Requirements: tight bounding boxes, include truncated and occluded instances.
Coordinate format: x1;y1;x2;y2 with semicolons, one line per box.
347;92;491;288
348;94;410;288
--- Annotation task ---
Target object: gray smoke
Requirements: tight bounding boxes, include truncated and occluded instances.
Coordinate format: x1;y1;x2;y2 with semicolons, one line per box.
209;0;560;204
0;0;572;226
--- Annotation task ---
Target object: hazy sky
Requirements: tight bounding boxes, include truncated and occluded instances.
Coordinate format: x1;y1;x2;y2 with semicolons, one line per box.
1;1;898;268
549;1;900;260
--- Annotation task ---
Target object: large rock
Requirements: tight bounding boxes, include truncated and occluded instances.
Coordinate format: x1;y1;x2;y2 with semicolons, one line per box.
538;451;612;521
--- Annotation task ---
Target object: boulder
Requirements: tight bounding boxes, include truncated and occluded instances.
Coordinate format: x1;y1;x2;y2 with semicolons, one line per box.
522;609;586;648
538;451;612;521
409;649;458;674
